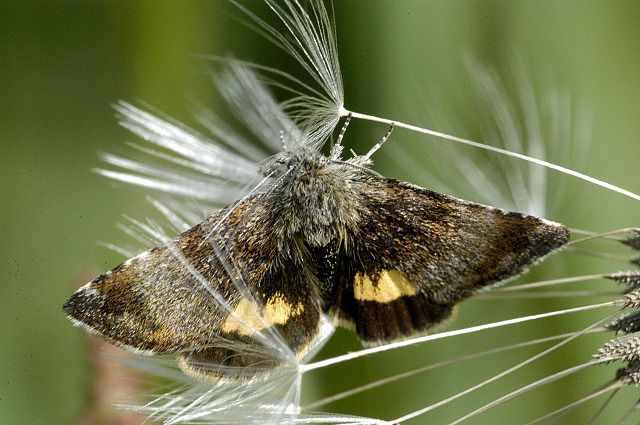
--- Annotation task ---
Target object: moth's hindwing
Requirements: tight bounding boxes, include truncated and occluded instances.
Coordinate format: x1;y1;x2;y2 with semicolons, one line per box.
324;176;570;346
63;196;323;380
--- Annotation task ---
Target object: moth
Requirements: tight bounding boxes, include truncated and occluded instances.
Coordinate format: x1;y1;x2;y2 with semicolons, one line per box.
64;118;569;380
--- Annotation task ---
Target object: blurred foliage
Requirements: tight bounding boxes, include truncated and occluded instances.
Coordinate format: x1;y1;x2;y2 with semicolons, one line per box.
1;1;639;424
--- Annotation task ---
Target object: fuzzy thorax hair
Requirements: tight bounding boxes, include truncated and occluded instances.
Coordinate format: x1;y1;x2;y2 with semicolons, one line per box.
262;146;365;248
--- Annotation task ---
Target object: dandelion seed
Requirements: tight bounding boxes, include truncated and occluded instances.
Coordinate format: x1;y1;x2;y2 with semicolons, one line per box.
608;311;640;335
621;229;640;251
596;334;640;363
618;361;640;385
607;271;640;289
621;289;640;310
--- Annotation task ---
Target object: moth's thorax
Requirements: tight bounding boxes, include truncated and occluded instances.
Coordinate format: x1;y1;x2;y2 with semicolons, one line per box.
268;150;363;247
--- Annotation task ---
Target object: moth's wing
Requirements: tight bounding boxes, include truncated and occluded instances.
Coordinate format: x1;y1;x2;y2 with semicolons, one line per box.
63;196;323;380
329;176;569;345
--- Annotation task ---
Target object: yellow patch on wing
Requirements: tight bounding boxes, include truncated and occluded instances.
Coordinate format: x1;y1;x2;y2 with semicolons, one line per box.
354;270;418;303
222;295;304;336
264;295;304;324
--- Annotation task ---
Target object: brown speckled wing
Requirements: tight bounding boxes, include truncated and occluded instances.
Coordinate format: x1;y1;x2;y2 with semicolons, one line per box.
326;176;570;345
63;196;323;380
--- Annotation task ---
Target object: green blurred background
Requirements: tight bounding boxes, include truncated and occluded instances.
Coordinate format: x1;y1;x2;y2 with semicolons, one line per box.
2;1;640;424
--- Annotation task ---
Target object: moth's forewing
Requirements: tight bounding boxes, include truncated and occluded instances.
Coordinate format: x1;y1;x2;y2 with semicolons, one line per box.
324;177;570;345
64;196;323;380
